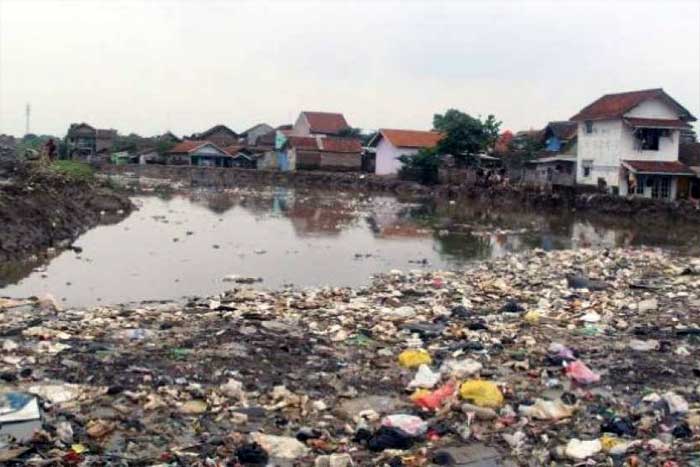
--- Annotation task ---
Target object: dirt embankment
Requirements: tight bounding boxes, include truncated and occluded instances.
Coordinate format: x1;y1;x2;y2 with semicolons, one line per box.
0;162;134;262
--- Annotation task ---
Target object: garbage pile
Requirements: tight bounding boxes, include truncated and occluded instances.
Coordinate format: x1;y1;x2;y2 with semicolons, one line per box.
1;248;700;466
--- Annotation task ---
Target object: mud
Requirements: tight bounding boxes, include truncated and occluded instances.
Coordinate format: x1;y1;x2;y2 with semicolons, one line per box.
0;163;134;263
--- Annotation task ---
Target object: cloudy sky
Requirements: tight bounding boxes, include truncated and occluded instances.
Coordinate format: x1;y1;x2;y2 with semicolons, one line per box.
0;0;698;137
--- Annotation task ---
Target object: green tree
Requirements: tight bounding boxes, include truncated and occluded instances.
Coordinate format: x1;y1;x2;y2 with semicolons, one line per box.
433;109;501;167
398;147;441;184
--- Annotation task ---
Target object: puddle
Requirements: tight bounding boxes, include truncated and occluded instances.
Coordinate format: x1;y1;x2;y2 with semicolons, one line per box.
1;186;698;307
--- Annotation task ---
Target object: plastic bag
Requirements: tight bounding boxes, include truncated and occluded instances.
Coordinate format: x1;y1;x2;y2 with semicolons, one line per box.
398;349;432;368
459;380;504;408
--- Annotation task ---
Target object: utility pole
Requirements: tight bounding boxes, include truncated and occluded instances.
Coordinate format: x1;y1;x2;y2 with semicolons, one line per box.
25;103;30;136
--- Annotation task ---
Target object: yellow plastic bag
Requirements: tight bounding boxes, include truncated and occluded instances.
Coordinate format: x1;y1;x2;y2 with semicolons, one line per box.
398;349;432;368
600;434;621;452
459;380;504;408
523;310;541;324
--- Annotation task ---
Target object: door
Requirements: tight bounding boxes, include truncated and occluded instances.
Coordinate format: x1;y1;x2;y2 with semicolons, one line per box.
677;177;689;200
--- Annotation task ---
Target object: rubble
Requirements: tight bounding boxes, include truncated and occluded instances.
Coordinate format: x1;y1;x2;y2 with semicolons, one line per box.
1;247;700;465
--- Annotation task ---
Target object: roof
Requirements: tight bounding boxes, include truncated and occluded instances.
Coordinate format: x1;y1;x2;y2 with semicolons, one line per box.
528;155;578;164
377;129;443;149
168;140;210;154
623;117;691;129
571;88;697;122
240;123;273;136
545;121;577;140
680;142;700;167
318;137;362;153
622;160;695;175
301;112;349;134
223;144;244;155
286;136;319;150
198;124;238;138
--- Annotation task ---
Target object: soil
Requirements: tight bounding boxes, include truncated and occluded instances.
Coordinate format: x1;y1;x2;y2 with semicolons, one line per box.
0;162;134;263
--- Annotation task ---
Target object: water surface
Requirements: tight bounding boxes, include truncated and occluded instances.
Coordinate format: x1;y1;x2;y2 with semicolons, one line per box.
1;186;698;307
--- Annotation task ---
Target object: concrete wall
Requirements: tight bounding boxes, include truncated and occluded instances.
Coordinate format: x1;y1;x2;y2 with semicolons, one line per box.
375;138;417;175
320;152;362;171
576;120;624;188
291;114;310;136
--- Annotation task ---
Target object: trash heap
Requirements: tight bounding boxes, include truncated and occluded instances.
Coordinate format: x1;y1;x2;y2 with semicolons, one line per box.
1;248;700;466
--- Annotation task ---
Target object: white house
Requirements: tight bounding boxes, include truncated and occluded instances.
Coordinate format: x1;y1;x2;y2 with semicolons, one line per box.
571;88;697;200
367;129;443;176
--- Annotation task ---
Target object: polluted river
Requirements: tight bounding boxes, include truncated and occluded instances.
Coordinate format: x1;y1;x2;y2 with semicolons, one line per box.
2;184;700;465
1;185;699;308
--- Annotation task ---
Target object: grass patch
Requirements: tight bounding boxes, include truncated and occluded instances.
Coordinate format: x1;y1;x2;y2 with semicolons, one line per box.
48;160;95;182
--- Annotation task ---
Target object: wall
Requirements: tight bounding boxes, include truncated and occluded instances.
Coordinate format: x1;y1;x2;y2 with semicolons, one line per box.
296;150;321;170
375;138;417;175
291;114;310;136
576;120;624;188
205;129;237;148
625;98;678;119
320;152;362;171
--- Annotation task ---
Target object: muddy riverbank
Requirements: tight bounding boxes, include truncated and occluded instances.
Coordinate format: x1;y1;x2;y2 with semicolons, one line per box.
0;162;133;263
1;248;699;465
101;164;700;223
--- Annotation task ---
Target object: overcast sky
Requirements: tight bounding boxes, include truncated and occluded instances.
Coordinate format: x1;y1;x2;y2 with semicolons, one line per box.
1;0;699;137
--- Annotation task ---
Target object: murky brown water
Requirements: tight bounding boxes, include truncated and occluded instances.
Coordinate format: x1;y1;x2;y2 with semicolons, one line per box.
1;186;698;307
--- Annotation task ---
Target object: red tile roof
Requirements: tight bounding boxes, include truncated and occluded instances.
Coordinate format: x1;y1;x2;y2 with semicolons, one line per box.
379;129;443;149
168;140;210;153
319;136;362;153
286;136;319;150
571;88;696;121
623;118;691;129
302;112;349;134
622;160;694;175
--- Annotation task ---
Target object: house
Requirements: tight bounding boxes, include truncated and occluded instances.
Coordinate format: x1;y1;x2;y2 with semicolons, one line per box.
166;140;232;167
284;136;362;172
240;123;274;147
194;125;239;148
523;155;577;186
542;121;577;154
291;111;350;137
366;129;443;175
136;147;161;165
65;123;116;161
158;131;181;144
571;88;697;200
680;142;700;200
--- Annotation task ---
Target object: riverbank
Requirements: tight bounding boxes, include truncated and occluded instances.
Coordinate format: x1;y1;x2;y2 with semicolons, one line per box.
100;164;700;223
1;248;699;465
0;162;134;263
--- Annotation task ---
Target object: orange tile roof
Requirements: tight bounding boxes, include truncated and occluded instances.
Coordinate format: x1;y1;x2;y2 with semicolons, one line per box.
168;140;210;153
379;129;443;149
319;136;362;153
623;160;694;175
286;136;319;150
571;88;696;121
302;111;349;134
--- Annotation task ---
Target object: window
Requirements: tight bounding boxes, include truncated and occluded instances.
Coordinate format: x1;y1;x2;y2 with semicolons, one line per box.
650;176;671;199
585;121;593;134
636;175;645;194
636;128;661;151
582;160;593;177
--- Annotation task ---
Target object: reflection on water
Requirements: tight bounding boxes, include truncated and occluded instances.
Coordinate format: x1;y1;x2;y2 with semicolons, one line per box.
1;187;698;307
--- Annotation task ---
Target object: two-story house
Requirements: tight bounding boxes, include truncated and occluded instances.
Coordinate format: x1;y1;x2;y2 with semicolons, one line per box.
571;88;697;200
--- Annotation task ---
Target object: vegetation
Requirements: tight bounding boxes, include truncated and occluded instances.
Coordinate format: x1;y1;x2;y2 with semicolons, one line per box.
433;109;501;167
398;148;441;184
47;160;95;182
399;108;502;183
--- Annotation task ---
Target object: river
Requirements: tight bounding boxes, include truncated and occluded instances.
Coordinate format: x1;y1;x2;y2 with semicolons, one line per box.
1;186;698;307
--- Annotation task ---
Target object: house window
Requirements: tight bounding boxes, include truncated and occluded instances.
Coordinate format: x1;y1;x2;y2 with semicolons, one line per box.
636;128;661;151
582;160;593;177
650;176;671;199
636;175;645;194
585;121;593;134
